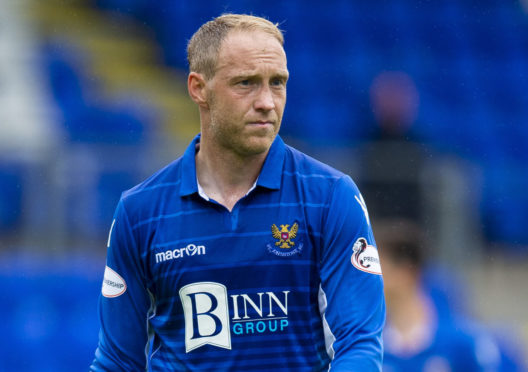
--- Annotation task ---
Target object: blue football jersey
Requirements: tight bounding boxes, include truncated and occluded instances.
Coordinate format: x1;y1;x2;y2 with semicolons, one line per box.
91;135;385;371
383;304;520;372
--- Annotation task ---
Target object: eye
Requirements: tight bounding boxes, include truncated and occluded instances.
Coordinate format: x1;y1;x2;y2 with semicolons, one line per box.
270;77;286;87
238;79;251;86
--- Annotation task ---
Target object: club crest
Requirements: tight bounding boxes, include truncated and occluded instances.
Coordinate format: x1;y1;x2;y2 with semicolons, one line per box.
272;223;298;248
267;222;303;257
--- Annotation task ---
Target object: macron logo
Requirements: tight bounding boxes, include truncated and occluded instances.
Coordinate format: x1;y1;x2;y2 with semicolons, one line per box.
156;244;206;264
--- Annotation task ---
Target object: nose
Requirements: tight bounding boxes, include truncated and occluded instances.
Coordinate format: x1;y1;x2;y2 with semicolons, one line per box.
254;85;275;112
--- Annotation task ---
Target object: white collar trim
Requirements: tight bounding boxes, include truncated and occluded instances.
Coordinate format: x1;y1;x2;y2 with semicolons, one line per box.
196;178;258;202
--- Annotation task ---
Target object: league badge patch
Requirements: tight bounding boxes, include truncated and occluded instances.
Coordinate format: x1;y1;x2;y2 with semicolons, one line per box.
267;222;303;257
102;266;127;298
351;238;382;275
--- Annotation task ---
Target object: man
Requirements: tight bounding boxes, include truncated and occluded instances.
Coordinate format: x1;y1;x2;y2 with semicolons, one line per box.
376;218;514;372
91;14;385;371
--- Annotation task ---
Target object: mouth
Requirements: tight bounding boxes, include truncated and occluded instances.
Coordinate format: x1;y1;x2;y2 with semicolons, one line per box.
247;120;274;127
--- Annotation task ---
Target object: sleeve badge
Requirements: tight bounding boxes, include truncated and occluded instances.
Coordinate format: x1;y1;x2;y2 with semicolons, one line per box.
351;238;382;275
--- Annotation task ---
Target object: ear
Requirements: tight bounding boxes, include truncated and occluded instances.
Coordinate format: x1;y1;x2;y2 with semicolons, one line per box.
188;72;209;108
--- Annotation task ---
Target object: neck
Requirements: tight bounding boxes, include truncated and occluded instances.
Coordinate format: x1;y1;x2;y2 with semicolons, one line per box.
195;136;269;211
387;285;429;336
385;287;436;355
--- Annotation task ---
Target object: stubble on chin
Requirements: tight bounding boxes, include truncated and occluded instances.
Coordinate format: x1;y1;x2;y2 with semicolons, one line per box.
206;97;280;156
207;115;278;157
218;125;276;157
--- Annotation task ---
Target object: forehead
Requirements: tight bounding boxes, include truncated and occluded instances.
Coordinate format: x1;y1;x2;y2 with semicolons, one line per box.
216;30;287;75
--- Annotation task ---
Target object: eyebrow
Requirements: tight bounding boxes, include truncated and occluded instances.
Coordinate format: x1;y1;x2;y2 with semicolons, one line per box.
229;70;289;82
274;71;290;80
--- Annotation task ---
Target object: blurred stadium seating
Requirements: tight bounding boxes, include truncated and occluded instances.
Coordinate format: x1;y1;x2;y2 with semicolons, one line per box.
2;0;525;248
0;164;23;232
1;0;527;370
89;0;528;247
0;253;102;371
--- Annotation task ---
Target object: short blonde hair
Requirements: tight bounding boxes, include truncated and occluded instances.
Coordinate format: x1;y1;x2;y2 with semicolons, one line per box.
187;14;284;79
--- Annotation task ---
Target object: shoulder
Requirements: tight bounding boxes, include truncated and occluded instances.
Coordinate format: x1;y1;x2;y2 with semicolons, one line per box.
283;144;348;182
435;319;503;370
283;144;359;194
119;157;183;215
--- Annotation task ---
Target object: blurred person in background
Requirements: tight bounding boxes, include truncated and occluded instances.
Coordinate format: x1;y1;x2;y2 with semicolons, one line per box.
358;71;427;224
376;218;524;371
91;13;385;371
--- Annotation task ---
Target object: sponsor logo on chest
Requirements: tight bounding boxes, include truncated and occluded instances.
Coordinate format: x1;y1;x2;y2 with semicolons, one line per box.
179;282;291;352
155;244;206;264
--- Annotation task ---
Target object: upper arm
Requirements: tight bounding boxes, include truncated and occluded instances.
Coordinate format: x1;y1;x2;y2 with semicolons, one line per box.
91;200;151;371
319;176;385;371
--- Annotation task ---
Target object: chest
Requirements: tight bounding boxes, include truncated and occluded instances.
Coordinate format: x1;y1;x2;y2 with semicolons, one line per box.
143;199;321;296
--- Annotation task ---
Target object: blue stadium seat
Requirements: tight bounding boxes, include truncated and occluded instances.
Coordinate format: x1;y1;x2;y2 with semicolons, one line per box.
0;164;23;231
43;41;148;145
0;254;103;371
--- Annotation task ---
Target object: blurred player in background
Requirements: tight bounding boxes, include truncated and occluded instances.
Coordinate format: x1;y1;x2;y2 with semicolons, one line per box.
90;13;385;371
376;218;523;372
358;71;426;224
